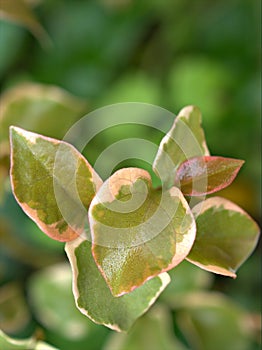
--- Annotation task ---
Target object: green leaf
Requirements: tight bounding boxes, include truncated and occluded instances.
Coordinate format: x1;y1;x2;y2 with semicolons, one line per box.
28;263;100;340
153;105;209;189
0;329;58;350
175;156;244;196
10;126;102;242
65;236;170;332
187;197;260;277
104;305;187;350
0;0;51;47
175;292;254;350
89;167;196;296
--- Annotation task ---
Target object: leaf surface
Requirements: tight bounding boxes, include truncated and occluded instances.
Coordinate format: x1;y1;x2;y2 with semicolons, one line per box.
175;156;244;196
10;126;102;242
187;197;260;277
65;236;170;332
89;167;196;296
153;105;209;188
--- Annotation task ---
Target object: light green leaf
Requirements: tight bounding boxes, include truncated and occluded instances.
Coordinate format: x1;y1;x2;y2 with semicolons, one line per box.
153;105;209;189
65;236;170;332
0;0;51;47
0;329;58;350
104;305;187;350
10;126;102;242
175;292;254;350
89;167;196;296
187;197;260;277
28;263;99;340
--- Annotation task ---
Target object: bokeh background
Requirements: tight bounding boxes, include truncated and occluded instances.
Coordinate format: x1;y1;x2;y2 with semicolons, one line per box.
0;1;261;349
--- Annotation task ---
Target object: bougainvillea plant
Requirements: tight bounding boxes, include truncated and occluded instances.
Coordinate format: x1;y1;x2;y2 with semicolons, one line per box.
9;105;260;332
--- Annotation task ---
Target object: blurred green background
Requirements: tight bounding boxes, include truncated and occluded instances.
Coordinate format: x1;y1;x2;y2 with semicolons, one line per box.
0;0;261;349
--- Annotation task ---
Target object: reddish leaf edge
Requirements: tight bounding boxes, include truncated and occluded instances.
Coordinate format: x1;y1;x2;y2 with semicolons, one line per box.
175;156;244;196
9;126;102;243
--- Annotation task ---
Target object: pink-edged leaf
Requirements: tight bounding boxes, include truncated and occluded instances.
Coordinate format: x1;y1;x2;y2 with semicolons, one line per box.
175;156;244;196
89;167;196;297
10;126;102;242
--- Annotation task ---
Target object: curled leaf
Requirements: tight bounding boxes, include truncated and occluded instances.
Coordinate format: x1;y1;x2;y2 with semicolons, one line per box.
89;167;196;296
10;126;102;242
175;156;244;196
187;197;260;277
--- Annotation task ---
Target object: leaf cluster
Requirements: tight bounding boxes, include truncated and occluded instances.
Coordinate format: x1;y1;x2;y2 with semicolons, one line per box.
9;105;260;332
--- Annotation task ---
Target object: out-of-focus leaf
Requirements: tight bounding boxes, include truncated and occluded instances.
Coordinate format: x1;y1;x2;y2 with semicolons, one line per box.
175;292;255;350
187;197;260;277
65;236;170;332
104;305;187;350
0;0;50;47
89;167;195;296
153;105;209;189
160;260;213;304
0;283;31;333
28;263;99;340
0;329;58;350
0;83;86;143
0;83;87;199
175;156;244;196
10;127;102;242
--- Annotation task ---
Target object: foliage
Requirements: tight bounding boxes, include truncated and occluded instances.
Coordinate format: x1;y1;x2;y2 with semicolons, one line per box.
8;105;260;334
0;1;260;349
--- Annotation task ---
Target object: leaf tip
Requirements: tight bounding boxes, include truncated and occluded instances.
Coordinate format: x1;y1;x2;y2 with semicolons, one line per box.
9;125;26;141
177;105;202;119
